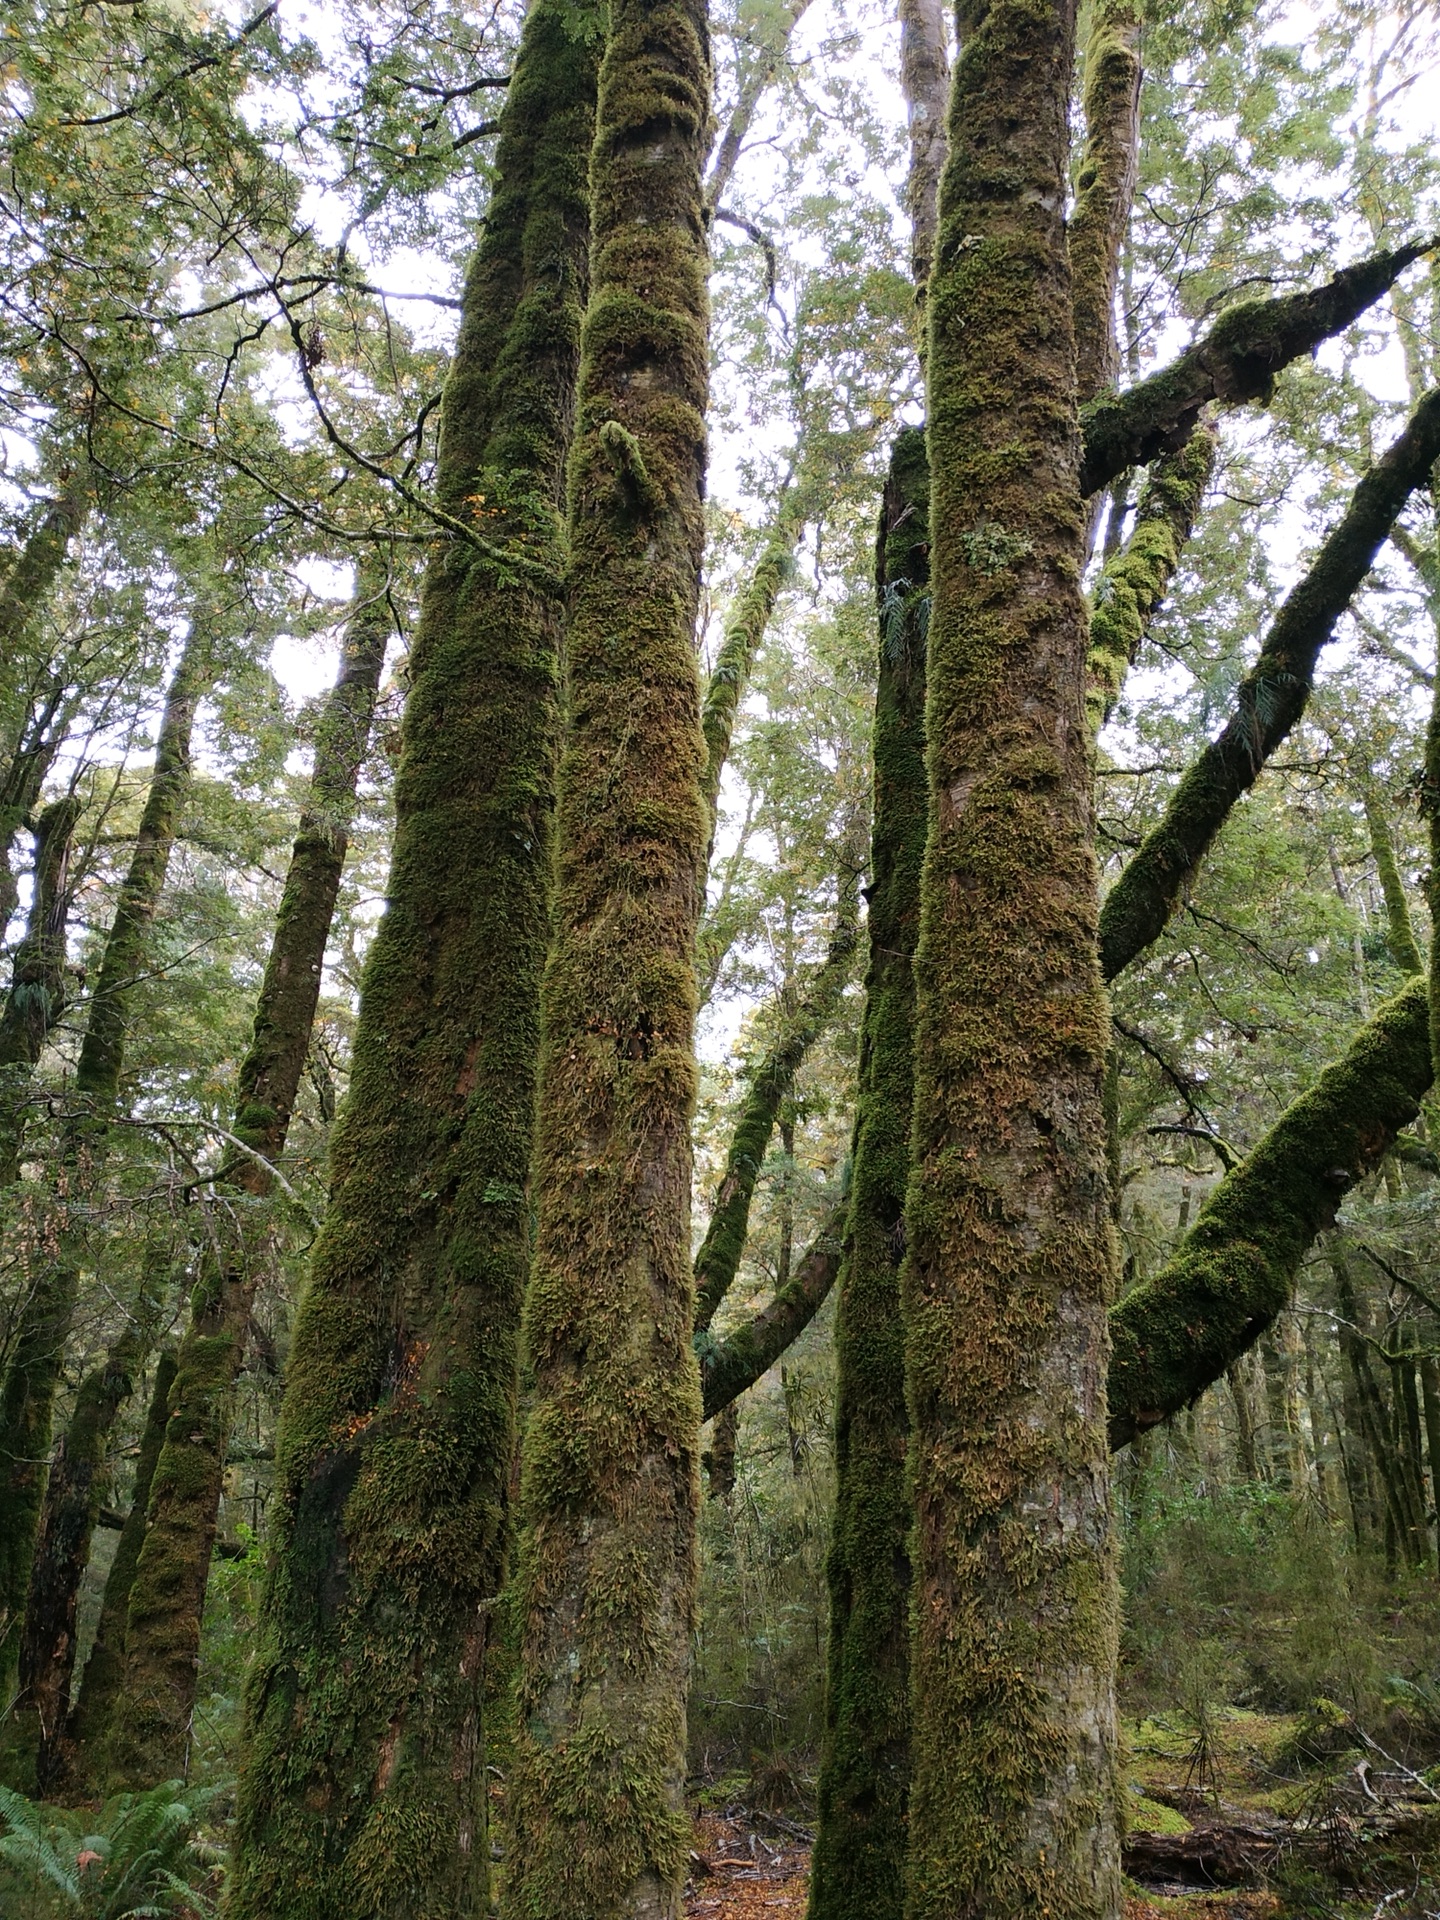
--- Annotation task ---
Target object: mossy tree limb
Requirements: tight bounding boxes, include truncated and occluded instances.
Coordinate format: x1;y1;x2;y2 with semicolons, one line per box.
904;0;1121;1907
1098;388;1440;984
1362;782;1423;975
808;426;929;1920
67;1348;176;1762
1086;429;1215;733
1107;978;1432;1448
224;8;596;1913
1078;239;1435;497
502;0;712;1905
1069;0;1141;406
0;632;205;1710
693;871;861;1333
700;1199;846;1420
95;574;390;1793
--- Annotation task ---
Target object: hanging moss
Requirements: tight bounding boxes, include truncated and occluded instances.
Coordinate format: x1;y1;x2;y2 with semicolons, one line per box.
1085;429;1215;733
1099;388;1440;985
0;635;204;1712
500;0;712;1906
1068;0;1141;405
96;574;389;1794
901;0;1121;1908
807;428;929;1920
224;10;596;1916
1108;979;1432;1447
68;1349;177;1764
1079;239;1434;497
693;882;860;1334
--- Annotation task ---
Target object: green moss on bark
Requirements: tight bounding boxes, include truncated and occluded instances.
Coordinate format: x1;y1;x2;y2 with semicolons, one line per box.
1099;388;1440;985
1079;240;1435;497
808;427;930;1920
1108;979;1433;1448
501;0;712;1907
223;11;596;1916
1068;0;1141;405
1362;783;1424;975
0;795;81;1187
96;574;388;1793
701;1200;846;1420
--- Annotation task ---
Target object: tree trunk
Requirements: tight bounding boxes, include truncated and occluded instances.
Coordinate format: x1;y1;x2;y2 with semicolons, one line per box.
0;794;82;1188
502;0;712;1905
902;0;1121;1908
224;9;595;1914
1362;783;1423;974
897;0;949;296
67;1348;177;1760
808;429;928;1920
0;630;205;1709
92;574;389;1792
1068;0;1141;406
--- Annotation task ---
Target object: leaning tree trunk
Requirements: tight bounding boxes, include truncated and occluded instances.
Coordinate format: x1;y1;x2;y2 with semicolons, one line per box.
901;1;1121;1913
91;573;389;1793
223;11;596;1918
501;0;712;1908
808;429;929;1920
0;630;205;1713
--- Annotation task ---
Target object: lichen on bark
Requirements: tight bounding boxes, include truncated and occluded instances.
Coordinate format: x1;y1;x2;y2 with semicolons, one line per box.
901;0;1121;1908
224;7;596;1913
500;0;713;1905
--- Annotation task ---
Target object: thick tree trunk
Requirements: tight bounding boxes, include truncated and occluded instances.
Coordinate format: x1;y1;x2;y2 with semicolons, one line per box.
694;881;859;1332
0;632;204;1710
67;1348;176;1760
502;0;712;1907
902;0;1121;1909
224;11;595;1916
0;794;81;1188
807;429;929;1920
92;576;389;1792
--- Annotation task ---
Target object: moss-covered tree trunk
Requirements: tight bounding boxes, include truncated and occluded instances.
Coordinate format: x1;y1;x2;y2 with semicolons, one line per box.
0;632;205;1712
222;17;594;1919
808;430;929;1920
901;0;1121;1911
1068;0;1140;409
0;794;82;1188
86;577;388;1791
501;0;712;1907
67;1348;176;1759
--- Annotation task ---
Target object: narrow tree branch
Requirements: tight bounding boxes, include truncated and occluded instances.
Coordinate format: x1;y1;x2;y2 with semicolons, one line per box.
699;1199;845;1419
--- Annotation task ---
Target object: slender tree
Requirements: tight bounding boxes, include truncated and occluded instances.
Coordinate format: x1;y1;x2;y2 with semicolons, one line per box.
501;0;713;1904
223;4;597;1912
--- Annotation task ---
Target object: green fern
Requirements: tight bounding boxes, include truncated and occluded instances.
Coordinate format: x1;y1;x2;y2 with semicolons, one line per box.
0;1779;220;1919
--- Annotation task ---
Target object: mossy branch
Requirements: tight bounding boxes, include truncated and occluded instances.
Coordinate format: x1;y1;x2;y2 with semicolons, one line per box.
692;870;862;1334
1086;427;1215;733
1079;237;1436;497
597;417;666;517
1099;387;1440;983
1107;978;1432;1450
1069;0;1141;404
1362;783;1424;975
699;1200;846;1419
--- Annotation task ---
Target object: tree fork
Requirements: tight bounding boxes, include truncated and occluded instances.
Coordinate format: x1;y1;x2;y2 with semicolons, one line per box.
502;0;712;1902
93;572;389;1792
224;5;596;1911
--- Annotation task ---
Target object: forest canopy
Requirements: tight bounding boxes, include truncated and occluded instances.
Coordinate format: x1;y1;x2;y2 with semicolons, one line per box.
2;0;1440;1914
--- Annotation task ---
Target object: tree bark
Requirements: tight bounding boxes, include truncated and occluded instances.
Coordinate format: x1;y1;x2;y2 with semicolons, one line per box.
897;0;949;296
1363;782;1424;974
66;1348;176;1760
808;427;929;1920
502;0;712;1905
0;631;205;1710
700;1199;846;1420
0;795;82;1188
1068;0;1141;406
1078;238;1434;497
693;877;859;1333
903;0;1121;1908
223;9;595;1915
1098;388;1440;984
92;574;389;1792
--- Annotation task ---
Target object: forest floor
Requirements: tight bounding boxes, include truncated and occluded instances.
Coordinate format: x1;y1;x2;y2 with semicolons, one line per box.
685;1711;1440;1919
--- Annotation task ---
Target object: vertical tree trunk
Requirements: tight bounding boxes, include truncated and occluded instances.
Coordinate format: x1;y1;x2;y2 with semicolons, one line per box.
0;794;82;1188
808;429;929;1920
897;0;949;297
1067;0;1141;406
0;631;205;1709
223;11;595;1916
67;1348;177;1758
91;575;389;1792
902;0;1121;1910
502;0;712;1906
